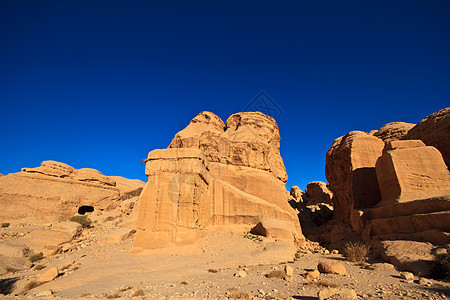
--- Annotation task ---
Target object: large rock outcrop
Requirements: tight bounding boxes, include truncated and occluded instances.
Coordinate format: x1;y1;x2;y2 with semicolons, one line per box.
325;131;384;222
0;161;144;224
133;112;304;250
404;107;450;168
304;181;333;205
372;122;415;142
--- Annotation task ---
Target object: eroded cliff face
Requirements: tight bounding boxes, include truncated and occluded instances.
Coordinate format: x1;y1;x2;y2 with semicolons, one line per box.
133;112;304;250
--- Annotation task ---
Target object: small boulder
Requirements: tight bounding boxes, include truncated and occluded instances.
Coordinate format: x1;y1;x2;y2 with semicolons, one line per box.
284;265;294;276
368;263;395;272
400;272;414;281
318;287;357;300
234;270;247;278
306;269;320;280
418;277;431;285
36;289;53;297
318;261;347;275
38;267;59;282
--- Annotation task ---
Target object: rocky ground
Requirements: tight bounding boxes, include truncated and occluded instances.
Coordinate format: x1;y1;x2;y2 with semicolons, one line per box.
1;220;449;300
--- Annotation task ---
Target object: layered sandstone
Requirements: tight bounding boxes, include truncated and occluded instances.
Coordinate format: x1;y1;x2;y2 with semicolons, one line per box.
0;161;144;224
134;112;303;250
325;131;384;222
405;107;450;168
304;181;333;205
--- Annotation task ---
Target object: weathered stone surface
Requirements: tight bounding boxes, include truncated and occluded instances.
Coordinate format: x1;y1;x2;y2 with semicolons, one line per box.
404;107;450;168
376;240;434;276
318;288;357;300
168;111;287;182
0;161;144;224
251;219;296;240
376;144;450;204
373;122;415;142
306;269;320;280
382;140;426;154
0;244;31;258
290;186;303;201
109;176;144;200
16;229;73;254
51;222;82;237
38;267;59;282
304;181;333;205
325;131;384;222
368;263;395;271
317;261;347;275
134;112;304;250
98;228;136;244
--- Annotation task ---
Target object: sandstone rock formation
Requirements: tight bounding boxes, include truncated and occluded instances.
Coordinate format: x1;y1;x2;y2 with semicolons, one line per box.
290;186;303;201
134;112;304;250
404;107;450;168
304;181;333;205
325;131;384;222
0;161;144;224
372;122;415;142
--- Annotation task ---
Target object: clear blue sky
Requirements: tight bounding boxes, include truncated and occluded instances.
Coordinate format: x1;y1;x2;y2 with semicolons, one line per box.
1;1;449;190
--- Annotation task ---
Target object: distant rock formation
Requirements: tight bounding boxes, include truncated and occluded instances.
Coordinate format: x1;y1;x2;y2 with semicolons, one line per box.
324;108;450;247
304;181;333;205
371;122;415;142
404;107;450;168
133;111;304;250
0;161;144;224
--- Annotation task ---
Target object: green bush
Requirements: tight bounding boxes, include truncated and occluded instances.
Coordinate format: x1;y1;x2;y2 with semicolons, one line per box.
69;215;92;228
29;253;43;263
342;241;369;262
1;222;10;227
431;253;450;282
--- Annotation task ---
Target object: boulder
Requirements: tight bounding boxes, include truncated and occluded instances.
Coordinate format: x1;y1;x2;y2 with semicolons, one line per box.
376;142;450;204
304;181;333;205
325;131;384;222
305;269;320;280
38;267;59;282
372;122;415;142
404;107;450;168
251;219;296;240
317;261;347;275
376;240;434;276
133;112;304;251
290;186;303;201
0;161;144;224
368;263;395;272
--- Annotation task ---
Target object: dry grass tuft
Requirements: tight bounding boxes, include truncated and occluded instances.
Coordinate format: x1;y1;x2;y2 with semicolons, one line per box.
208;268;219;273
228;288;251;300
342;241;369;262
105;292;120;298
29;253;43;263
1;222;10;227
33;264;46;271
431;252;450;282
307;279;338;288
266;270;285;279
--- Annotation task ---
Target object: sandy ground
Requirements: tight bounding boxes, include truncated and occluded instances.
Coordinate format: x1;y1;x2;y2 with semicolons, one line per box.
1;229;449;299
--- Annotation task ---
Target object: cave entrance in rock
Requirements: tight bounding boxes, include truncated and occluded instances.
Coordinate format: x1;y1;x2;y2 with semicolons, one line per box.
78;205;94;215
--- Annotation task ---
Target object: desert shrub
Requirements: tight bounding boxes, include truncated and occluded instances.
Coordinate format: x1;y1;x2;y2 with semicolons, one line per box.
105;292;120;299
342;241;369;262
2;222;10;227
69;215;92;228
431;252;450;282
180;281;188;285
266;270;285;279
29;253;43;263
307;280;338;288
132;289;145;296
5;267;18;273
208;268;219;273
23;281;43;292
228;288;250;300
